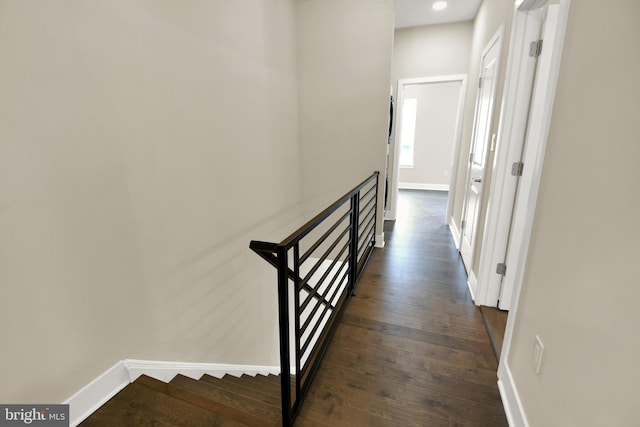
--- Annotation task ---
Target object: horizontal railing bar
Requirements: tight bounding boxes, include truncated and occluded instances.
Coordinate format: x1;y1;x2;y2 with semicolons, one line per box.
360;184;377;204
358;211;376;241
300;226;350;288
358;206;375;231
299;280;349;380
299;209;351;265
357;220;374;248
357;227;375;258
299;241;350;314
299;255;349;335
358;209;376;237
300;272;349;357
251;242;338;315
278;172;378;249
358;193;376;217
356;242;375;282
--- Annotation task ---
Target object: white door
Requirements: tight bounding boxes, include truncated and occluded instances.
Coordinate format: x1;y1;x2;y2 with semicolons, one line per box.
460;30;502;275
498;5;562;310
473;9;544;308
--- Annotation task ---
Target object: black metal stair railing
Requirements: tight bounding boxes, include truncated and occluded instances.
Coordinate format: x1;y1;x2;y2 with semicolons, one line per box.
250;171;379;426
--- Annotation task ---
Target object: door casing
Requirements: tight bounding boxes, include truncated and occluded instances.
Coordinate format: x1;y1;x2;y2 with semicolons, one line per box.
386;75;467;224
459;26;504;296
494;2;571;425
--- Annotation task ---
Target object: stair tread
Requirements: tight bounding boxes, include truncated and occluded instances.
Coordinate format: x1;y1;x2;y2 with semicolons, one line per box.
170;374;281;425
79;376;252;427
136;375;275;427
201;374;280;405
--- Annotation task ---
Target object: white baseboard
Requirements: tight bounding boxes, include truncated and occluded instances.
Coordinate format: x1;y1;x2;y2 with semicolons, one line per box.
64;361;130;427
449;218;461;250
467;269;478;302
498;364;529;427
375;233;385;248
124;359;279;382
398;183;449;191
65;359;279;426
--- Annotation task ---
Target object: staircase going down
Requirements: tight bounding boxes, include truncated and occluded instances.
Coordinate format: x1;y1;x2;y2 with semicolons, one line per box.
79;373;282;426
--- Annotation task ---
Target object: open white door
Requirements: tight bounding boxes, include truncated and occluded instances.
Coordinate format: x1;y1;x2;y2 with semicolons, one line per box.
474;9;544;308
498;5;563;309
460;28;503;282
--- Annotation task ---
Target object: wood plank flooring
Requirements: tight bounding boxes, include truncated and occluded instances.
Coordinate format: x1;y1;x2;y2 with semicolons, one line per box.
295;190;508;426
480;306;509;360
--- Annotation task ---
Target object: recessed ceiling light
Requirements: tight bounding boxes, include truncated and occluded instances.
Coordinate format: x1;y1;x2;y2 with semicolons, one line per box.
432;1;448;11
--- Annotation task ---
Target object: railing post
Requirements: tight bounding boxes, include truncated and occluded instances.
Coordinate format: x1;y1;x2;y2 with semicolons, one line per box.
373;172;379;247
349;192;360;295
292;243;302;408
276;245;291;426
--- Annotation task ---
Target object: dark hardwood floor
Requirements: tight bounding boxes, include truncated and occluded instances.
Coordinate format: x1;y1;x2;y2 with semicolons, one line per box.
295;190;508;426
480;306;509;360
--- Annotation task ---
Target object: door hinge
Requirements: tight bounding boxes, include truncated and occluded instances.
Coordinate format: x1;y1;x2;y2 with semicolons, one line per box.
529;39;543;57
461;220;466;230
478;77;482;88
511;161;524;177
496;262;507;276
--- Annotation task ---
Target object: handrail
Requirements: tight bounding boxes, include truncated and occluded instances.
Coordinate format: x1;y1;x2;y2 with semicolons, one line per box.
250;171;379;426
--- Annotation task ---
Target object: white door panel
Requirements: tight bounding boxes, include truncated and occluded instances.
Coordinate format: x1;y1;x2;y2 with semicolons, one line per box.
460;29;503;280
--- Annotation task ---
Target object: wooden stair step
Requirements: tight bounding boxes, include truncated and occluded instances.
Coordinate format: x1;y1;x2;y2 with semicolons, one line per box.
170;374;281;425
79;375;251;427
200;374;281;406
222;374;281;395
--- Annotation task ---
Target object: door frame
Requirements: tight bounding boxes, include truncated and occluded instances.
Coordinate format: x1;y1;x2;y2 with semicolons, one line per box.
459;26;504;284
494;1;571;425
474;9;544;308
386;75;467;223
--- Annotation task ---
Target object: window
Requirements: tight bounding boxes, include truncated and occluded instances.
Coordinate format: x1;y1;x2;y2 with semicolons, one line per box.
399;98;417;167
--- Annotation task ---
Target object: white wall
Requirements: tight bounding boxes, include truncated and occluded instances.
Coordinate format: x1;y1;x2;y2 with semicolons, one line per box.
399;82;461;188
507;1;640;425
295;0;395;239
0;0;300;403
392;22;473;95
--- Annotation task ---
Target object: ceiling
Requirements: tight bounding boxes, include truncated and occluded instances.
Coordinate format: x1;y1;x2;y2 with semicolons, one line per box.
395;0;482;29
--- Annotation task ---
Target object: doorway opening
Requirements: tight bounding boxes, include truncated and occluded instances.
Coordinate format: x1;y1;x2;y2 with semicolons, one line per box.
387;75;467;224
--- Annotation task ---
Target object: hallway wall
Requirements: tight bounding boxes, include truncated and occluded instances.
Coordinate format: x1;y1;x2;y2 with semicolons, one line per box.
0;0;300;403
391;21;473;96
398;82;461;189
295;0;395;239
508;1;640;425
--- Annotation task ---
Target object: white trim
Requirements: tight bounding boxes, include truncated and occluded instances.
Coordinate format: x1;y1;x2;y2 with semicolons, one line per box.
124;359;279;383
498;0;570;423
64;361;130;427
445;77;468;226
389;74;468;225
64;359;280;426
466;269;478;302
475;9;544;307
449;217;461;250
375;232;385;248
459;25;504;280
498;364;530;427
398;183;449;191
